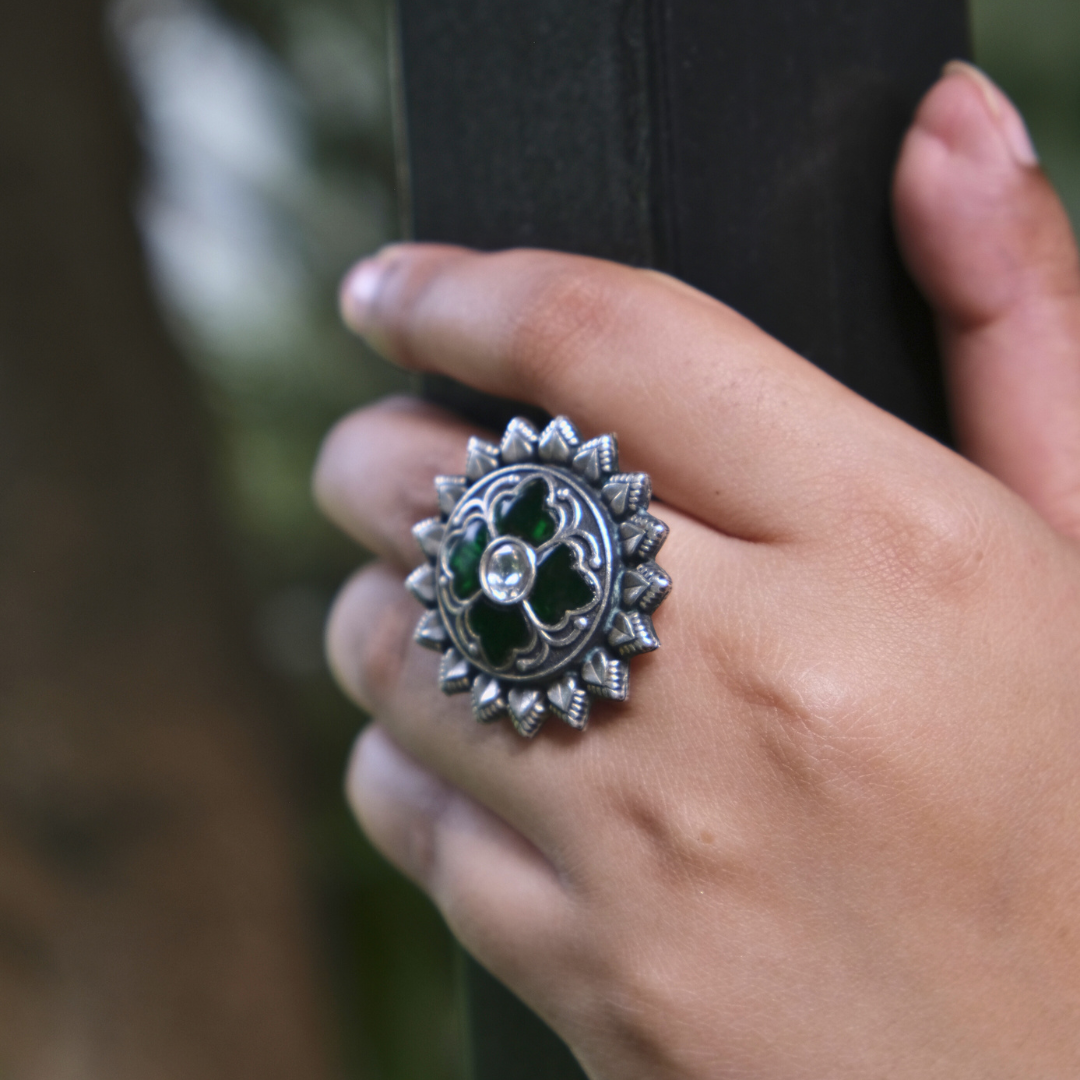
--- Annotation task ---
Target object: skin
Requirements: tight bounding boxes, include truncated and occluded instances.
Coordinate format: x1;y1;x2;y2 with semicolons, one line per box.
314;66;1080;1078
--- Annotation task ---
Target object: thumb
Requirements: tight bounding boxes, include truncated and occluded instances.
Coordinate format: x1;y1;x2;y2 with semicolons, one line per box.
894;61;1080;538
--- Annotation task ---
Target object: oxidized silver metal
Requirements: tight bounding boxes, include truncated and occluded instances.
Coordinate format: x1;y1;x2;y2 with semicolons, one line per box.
409;415;671;737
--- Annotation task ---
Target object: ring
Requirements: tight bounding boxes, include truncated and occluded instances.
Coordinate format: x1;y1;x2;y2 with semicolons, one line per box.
408;415;671;737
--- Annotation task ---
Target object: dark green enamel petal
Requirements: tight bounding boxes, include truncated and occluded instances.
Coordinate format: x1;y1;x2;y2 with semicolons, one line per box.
448;518;488;599
495;480;556;544
529;544;594;626
468;599;530;668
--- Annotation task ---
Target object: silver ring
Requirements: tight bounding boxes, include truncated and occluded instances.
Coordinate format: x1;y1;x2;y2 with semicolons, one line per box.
409;415;671;737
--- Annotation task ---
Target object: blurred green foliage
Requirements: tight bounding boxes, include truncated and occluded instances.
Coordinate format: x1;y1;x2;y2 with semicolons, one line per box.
117;0;460;1075
120;1;1079;1078
175;0;463;1072
975;0;1080;229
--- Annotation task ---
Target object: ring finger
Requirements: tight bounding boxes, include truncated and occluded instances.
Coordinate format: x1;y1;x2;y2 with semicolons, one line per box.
319;400;780;869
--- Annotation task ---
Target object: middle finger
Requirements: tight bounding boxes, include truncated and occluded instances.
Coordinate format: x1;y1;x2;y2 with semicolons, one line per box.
326;519;769;873
314;396;483;565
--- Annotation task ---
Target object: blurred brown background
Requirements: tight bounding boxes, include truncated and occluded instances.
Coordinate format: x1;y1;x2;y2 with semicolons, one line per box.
0;0;1075;1077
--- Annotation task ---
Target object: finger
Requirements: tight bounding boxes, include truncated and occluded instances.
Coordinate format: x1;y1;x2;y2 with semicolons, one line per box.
894;62;1080;537
326;559;610;854
346;724;573;997
338;244;901;542
313;396;481;565
326;529;764;864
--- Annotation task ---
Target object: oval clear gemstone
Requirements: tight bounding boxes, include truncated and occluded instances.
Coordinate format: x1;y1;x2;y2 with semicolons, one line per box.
482;541;534;604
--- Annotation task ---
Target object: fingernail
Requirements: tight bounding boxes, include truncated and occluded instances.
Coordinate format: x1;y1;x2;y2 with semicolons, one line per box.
339;256;387;332
943;60;1039;167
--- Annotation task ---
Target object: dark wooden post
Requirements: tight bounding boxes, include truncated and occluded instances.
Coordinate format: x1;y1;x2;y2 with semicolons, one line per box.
393;1;970;1076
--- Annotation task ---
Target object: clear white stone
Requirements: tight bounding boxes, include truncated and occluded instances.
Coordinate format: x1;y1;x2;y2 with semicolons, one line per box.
480;540;536;605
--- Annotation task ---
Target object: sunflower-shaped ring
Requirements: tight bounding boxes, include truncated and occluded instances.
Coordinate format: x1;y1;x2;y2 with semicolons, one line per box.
408;415;671;737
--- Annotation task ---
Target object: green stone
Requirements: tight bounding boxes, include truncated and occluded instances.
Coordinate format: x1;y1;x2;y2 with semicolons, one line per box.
495;480;556;545
448;519;488;599
468;599;530;668
529;544;594;626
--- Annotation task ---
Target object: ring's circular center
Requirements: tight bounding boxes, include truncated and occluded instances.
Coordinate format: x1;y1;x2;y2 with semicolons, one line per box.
479;538;536;605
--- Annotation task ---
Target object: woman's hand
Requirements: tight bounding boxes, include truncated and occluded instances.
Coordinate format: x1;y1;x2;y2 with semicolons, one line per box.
315;65;1080;1079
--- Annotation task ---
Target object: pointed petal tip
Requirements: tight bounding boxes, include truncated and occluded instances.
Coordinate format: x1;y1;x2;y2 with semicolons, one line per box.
414;609;450;650
466;437;502;481
500;417;540;464
538;416;581;463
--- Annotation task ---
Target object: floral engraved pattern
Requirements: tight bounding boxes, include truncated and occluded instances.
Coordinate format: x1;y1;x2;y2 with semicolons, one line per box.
410;416;671;737
441;475;601;672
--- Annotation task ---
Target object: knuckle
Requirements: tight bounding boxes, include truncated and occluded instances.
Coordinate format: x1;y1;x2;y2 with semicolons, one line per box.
584;761;759;909
830;469;997;607
581;921;725;1078
606;786;737;885
742;487;1001;790
861;487;995;604
743;658;882;792
502;261;630;392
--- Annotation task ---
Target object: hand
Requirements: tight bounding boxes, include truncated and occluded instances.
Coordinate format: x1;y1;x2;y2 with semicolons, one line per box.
315;65;1080;1079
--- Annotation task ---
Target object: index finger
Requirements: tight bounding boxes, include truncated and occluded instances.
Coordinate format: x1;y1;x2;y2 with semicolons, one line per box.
340;244;915;541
